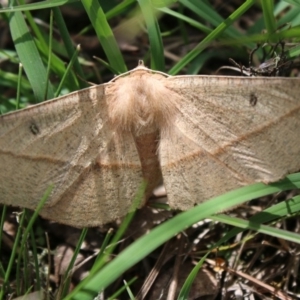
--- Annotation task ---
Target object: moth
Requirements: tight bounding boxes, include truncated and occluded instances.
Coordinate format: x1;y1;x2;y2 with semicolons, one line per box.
1;61;300;227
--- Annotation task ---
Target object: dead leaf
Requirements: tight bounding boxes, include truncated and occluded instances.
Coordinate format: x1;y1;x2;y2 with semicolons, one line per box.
0;61;300;227
12;291;43;300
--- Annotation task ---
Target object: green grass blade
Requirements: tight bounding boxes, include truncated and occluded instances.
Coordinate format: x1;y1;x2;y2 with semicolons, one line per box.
14;1;80;92
106;0;136;19
17;0;79;93
212;194;300;250
2;210;26;297
52;7;85;89
177;254;207;300
211;214;300;244
60;228;88;298
278;8;300;27
261;0;276;35
81;0;126;73
55;44;81;97
16;63;22;109
219;27;300;48
138;0;165;70
0;0;79;12
159;7;211;34
169;0;256;74
8;6;54;101
283;0;300;8
44;10;54;100
108;277;137;300
179;0;242;38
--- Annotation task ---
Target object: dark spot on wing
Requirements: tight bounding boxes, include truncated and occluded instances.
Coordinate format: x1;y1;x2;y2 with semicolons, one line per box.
29;122;40;135
250;92;258;106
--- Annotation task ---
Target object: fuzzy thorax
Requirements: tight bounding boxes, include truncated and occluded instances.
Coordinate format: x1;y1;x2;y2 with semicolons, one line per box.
107;70;177;135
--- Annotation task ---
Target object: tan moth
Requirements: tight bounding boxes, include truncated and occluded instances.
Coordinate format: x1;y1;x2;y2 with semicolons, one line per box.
0;61;300;227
